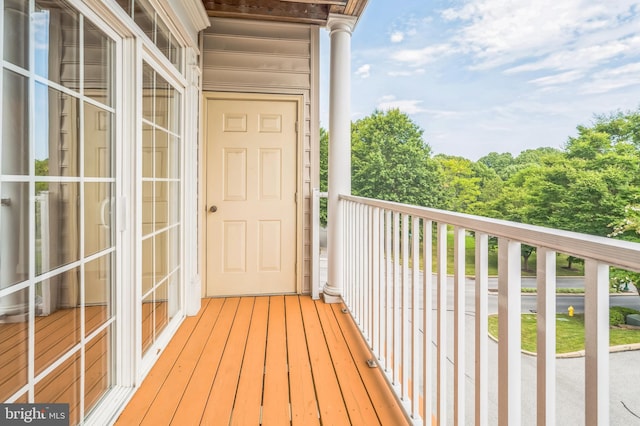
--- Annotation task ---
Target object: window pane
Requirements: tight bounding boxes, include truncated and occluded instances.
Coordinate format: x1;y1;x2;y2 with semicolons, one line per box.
142;237;154;294
155;281;168;337
155;130;168;178
35;83;81;177
155;231;168;281
133;0;155;41
168;270;180;321
156;19;171;62
35;0;80;92
155;74;169;128
3;0;29;69
0;289;29;401
142;181;154;235
1;182;28;288
35;269;81;375
168;182;180;226
84;182;114;256
85;255;113;337
84;328;112;413
84;103;113;178
142;124;154;178
84;21;114;107
154;181;167;228
142;64;154;122
141;292;153;356
2;70;29;175
168;89;180;133
35;351;81;426
168;226;180;272
35;182;81;275
168;135;180;179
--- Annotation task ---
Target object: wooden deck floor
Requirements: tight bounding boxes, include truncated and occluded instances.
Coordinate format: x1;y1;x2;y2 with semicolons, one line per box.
116;296;409;425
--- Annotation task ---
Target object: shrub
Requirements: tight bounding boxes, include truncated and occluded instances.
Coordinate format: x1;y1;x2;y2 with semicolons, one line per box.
610;306;640;326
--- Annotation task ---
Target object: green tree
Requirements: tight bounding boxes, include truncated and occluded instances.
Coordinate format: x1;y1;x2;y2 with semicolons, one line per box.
319;127;328;225
351;109;450;208
435;155;501;214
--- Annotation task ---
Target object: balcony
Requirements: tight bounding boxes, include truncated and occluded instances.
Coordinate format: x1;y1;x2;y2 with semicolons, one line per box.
117;195;640;425
115;296;409;425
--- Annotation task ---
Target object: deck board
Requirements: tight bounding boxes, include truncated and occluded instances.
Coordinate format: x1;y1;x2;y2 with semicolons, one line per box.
284;296;320;426
229;297;269;426
170;297;240;425
116;296;410;426
200;297;254;423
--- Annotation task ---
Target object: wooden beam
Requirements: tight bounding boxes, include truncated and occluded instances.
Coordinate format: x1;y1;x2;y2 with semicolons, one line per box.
280;0;346;5
204;0;330;25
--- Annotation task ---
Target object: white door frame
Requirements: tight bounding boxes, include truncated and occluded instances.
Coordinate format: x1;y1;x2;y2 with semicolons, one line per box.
201;92;304;296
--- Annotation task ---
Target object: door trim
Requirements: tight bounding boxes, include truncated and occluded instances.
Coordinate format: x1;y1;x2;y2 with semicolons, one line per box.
201;92;304;295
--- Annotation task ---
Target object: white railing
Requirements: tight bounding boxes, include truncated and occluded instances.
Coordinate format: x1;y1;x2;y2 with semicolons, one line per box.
339;194;640;426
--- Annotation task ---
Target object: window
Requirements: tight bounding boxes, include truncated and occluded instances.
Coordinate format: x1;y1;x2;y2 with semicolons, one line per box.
1;1;115;422
116;0;182;72
140;61;181;356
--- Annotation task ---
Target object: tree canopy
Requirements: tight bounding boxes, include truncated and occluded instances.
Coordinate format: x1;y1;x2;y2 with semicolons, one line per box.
350;109;450;209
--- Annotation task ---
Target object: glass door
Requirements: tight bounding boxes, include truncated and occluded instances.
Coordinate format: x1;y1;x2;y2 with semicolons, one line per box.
1;0;117;423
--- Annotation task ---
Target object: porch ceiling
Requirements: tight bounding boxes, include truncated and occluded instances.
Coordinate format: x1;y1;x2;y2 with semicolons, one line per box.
201;0;369;25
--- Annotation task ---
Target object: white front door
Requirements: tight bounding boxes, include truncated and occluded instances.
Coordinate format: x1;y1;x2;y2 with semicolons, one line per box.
204;95;298;296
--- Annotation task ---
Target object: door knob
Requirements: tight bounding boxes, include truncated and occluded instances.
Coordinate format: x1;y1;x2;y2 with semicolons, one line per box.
209;205;218;213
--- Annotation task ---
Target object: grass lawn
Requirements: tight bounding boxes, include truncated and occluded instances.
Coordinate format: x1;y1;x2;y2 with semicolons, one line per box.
488;313;640;354
434;229;585;277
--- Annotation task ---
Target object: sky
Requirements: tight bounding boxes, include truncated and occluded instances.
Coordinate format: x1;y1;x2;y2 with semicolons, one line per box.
319;0;640;160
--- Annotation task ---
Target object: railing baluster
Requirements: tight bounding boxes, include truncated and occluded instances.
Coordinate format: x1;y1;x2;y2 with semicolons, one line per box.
411;216;420;420
454;226;466;426
385;210;392;373
357;203;363;325
475;233;489;426
393;211;401;387
437;223;447;426
402;214;410;401
423;219;434;426
537;247;556;426
379;209;386;363
585;260;609;426
498;239;521;426
372;207;380;356
364;205;371;341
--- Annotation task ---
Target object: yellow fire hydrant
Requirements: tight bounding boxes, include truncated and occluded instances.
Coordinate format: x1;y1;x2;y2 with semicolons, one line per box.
568;305;574;317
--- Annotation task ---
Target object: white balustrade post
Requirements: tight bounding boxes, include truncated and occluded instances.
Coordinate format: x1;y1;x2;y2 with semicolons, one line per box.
585;260;609;426
323;14;357;303
498;239;521;426
537;248;556;426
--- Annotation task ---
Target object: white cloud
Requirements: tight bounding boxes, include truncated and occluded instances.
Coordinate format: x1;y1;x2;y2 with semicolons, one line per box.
377;96;426;114
391;44;453;66
387;69;426;77
355;64;371;78
581;62;640;93
528;70;585;87
441;0;640;71
390;31;404;43
506;35;640;75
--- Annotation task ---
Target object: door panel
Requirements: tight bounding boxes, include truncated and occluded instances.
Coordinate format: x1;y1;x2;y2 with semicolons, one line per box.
206;97;297;296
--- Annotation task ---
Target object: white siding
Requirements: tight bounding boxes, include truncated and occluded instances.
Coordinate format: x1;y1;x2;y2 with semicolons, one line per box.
202;18;318;293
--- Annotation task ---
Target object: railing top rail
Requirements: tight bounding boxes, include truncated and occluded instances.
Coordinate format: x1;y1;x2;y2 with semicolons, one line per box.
341;194;640;273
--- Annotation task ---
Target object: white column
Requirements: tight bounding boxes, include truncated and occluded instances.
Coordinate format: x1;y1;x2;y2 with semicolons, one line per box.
323;14;357;304
185;47;202;316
